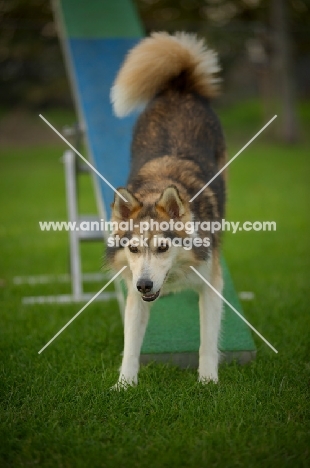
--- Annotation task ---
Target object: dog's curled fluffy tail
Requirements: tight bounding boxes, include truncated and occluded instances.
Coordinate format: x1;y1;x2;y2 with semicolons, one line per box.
111;32;221;117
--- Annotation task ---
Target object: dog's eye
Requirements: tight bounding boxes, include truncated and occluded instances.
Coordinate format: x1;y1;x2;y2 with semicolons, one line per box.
129;244;139;253
157;243;169;253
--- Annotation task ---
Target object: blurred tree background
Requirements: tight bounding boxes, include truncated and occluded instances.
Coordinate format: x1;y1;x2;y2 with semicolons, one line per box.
0;0;309;142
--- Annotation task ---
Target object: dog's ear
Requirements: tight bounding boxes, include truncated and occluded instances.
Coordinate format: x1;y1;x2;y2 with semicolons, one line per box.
111;188;142;220
156;186;185;219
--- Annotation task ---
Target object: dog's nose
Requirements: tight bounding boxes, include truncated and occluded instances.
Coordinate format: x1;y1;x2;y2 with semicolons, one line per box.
137;279;153;294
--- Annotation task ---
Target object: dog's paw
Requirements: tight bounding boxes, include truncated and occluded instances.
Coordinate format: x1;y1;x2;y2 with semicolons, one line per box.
198;358;218;384
110;377;137;391
198;368;218;384
198;375;218;385
110;382;128;391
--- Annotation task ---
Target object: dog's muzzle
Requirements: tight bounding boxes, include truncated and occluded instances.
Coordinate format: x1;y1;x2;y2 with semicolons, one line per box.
136;278;160;302
141;290;160;302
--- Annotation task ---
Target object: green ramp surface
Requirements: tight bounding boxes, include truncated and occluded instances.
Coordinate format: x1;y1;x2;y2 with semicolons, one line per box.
141;258;256;367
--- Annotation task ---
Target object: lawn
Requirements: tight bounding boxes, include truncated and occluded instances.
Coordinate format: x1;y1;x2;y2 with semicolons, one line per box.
0;104;309;467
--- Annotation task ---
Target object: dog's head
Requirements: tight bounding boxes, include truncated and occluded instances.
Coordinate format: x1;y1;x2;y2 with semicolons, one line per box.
107;186;210;301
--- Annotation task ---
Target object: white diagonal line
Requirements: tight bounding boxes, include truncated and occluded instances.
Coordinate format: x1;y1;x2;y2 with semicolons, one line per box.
38;266;127;354
190;115;277;202
190;266;278;354
39;114;128;202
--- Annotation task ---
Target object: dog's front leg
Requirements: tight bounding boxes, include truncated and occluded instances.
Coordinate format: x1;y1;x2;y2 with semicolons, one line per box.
117;287;150;387
198;262;223;384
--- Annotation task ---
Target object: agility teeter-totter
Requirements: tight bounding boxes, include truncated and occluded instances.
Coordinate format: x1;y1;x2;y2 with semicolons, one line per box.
53;0;256;366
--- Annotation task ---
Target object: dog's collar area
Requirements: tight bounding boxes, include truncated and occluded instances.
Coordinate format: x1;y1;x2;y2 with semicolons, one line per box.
141;290;160;302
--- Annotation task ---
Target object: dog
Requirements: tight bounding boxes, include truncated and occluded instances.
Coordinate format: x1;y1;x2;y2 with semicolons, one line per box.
107;32;226;388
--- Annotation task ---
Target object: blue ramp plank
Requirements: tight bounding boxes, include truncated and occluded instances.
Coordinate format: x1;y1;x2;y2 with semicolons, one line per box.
68;38;139;219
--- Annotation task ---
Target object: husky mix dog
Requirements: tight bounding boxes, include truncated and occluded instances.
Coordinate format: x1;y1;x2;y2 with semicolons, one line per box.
108;32;226;387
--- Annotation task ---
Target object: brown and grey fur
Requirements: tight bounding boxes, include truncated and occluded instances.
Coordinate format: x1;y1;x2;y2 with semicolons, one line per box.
108;32;226;388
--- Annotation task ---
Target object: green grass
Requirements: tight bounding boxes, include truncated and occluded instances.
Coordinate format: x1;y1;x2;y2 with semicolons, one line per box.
0;105;310;467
